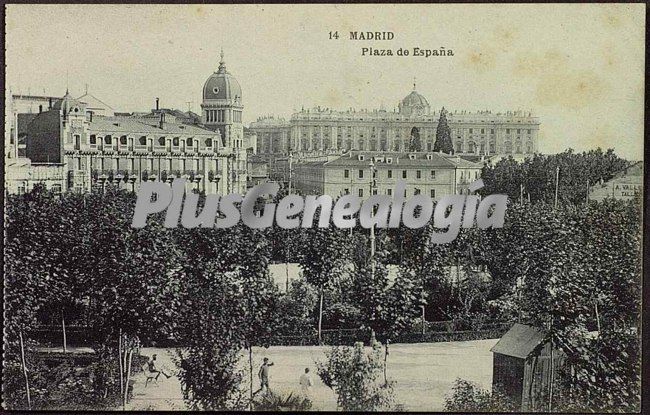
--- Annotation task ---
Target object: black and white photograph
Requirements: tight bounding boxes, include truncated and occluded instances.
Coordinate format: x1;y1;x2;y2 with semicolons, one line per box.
3;3;645;412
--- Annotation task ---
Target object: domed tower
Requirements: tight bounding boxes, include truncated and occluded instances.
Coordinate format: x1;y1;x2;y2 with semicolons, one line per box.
398;82;430;117
53;90;87;121
201;50;243;148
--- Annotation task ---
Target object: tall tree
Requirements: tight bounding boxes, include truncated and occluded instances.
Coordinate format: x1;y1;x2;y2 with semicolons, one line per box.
434;107;454;154
408;127;422;152
298;227;352;344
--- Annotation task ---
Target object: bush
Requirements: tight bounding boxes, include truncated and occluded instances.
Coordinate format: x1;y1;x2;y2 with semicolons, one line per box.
444;378;516;412
2;351;136;410
316;341;396;411
252;390;312;411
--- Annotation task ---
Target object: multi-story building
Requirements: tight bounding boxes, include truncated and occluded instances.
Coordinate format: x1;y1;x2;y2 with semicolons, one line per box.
250;87;540;159
284;150;482;200
12;53;249;195
5;91;67;195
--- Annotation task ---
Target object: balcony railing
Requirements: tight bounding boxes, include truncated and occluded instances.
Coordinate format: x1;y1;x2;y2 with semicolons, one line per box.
92;169;138;182
208;170;222;183
141;170;160;181
160;170;183;182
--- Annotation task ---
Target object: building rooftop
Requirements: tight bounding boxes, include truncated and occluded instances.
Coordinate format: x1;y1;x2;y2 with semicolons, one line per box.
323;151;483;169
490;323;547;359
89;116;217;136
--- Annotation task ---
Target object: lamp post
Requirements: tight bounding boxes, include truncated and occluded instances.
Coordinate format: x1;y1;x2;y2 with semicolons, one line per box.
369;159;376;260
369;159;377;343
288;152;293;194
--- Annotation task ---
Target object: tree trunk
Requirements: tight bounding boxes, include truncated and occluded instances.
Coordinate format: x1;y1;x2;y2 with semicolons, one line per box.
318;290;324;345
123;349;133;410
383;341;389;385
19;330;32;410
249;347;254;410
594;300;601;333
62;311;67;353
118;330;124;396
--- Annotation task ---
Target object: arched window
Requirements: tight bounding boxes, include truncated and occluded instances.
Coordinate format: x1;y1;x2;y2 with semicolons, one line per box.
120;136;127;145
468;141;476;153
104;135;112;145
158;137;166;146
173;137;180;147
205;138;213;147
187;138;193;147
504;141;513;153
526;141;533;153
455;141;463;152
139;136;147;146
358;139;365;150
90;135;97;145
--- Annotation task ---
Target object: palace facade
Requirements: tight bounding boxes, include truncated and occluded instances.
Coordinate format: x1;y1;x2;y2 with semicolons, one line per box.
250;87;540;159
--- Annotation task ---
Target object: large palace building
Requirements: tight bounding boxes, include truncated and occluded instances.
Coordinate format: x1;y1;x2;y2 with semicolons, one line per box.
8;52;251;195
250;86;540;159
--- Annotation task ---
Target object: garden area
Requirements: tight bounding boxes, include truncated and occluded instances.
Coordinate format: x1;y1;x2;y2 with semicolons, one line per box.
3;148;642;411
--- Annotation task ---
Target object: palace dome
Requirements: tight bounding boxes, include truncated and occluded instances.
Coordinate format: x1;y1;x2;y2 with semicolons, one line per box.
398;85;430;116
401;90;429;108
202;51;242;103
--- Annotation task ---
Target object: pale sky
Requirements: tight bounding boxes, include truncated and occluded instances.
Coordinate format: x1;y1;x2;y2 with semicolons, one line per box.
5;4;645;159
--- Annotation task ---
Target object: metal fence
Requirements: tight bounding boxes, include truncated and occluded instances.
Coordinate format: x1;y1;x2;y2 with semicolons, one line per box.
29;322;512;348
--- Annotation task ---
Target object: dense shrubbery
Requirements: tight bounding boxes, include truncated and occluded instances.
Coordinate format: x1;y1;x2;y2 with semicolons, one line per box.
252;390;313;411
4;147;641;411
444;378;516;412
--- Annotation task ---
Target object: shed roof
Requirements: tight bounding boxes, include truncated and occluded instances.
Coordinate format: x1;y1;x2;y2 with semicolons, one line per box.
490;323;547;359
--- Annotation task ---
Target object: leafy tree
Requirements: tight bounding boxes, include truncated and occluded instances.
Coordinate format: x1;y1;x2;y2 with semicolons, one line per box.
480;148;630;205
276;278;318;336
408;127;422;152
298;227;352;343
317;341;396;411
434;107;454;154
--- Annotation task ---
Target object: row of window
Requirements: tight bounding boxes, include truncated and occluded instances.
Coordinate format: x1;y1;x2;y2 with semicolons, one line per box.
70;156;220;172
297;127;534;135
344;169;437;180
206;109;226;123
86;135;217;148
343;188;437;198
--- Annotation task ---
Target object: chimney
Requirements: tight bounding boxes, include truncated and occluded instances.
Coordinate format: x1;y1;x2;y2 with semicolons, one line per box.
159;112;165;129
155;97;159;111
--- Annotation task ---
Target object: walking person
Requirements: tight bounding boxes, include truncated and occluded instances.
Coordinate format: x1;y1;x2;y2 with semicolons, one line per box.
299;367;313;397
254;357;274;395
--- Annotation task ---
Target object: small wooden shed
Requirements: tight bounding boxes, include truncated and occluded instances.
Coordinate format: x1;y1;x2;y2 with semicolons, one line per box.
490;323;565;411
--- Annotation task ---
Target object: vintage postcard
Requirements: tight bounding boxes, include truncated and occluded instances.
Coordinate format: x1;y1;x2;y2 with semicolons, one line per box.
3;3;644;412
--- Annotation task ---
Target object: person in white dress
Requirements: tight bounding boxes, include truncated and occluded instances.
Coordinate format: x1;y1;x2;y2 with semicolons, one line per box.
299;367;313;397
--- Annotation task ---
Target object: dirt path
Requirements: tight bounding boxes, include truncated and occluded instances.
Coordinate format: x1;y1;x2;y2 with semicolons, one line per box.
126;339;498;411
